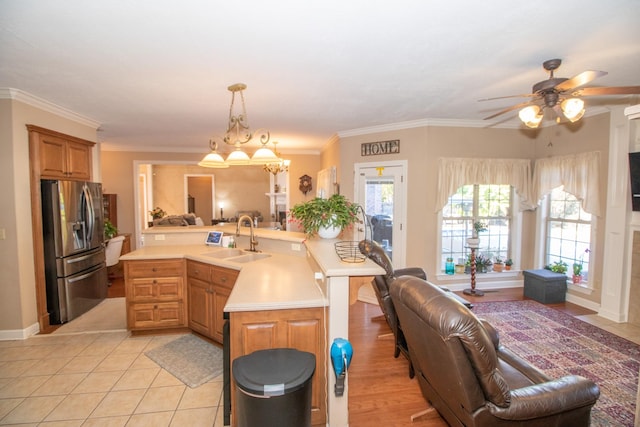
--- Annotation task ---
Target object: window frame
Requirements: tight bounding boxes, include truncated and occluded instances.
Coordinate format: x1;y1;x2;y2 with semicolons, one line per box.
438;184;522;277
540;187;596;289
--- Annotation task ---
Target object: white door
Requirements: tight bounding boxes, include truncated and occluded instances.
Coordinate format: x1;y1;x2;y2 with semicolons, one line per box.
354;161;407;268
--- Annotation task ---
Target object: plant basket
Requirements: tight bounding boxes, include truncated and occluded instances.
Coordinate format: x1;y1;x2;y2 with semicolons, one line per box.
334;206;368;263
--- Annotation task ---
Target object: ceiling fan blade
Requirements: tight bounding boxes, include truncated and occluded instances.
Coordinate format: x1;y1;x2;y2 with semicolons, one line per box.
554;70;608;92
573;86;640;96
478;93;536;102
483;101;535;120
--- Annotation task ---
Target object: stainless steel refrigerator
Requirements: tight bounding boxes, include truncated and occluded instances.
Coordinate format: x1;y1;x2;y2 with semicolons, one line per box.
41;179;108;324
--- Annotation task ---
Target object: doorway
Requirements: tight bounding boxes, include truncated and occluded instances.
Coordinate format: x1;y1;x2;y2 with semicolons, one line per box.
354;161;407;268
185;174;215;225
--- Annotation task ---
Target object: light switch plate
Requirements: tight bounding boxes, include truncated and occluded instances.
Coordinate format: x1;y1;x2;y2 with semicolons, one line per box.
0;228;5;240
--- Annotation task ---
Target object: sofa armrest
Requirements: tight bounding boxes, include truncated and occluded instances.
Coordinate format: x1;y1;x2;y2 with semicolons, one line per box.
496;346;551;384
394;267;427;280
488;375;600;420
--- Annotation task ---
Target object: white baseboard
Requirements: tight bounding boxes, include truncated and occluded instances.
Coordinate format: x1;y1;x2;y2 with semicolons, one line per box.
0;322;40;341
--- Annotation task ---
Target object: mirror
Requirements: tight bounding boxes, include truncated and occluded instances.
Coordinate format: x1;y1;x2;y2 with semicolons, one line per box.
133;162;288;246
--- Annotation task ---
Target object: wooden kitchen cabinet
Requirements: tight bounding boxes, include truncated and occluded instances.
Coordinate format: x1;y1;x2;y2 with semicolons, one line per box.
32;126;93;180
124;259;187;331
230;307;327;426
187;260;238;343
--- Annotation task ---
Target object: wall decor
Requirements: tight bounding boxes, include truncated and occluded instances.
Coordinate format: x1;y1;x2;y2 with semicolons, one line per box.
361;139;400;156
299;174;313;195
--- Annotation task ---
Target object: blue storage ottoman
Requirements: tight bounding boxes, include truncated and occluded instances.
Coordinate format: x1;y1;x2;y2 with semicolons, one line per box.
523;269;567;304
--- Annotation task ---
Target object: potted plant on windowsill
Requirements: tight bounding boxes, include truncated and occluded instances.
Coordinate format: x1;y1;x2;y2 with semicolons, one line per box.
493;256;504;272
572;248;590;284
288;194;361;238
505;258;513;271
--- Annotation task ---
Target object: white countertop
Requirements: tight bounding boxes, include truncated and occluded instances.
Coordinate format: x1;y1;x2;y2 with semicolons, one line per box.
121;231;384;313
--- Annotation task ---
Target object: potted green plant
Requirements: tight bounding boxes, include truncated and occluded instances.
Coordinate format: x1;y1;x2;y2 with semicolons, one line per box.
104;219;118;240
505;258;513;271
493;255;504;272
572;248;590;284
467;221;487;248
545;260;568;275
288;194;360;237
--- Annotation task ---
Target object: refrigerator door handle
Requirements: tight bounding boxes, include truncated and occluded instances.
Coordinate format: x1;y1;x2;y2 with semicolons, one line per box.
83;184;95;244
66;252;99;264
67;263;103;283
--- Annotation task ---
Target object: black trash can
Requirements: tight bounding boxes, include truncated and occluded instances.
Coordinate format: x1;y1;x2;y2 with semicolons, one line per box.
232;348;316;427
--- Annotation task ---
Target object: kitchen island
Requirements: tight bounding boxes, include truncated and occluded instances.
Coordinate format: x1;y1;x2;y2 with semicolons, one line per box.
121;225;384;426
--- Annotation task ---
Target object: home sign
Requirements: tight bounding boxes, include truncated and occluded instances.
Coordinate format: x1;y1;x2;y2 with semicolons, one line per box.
361;139;400;156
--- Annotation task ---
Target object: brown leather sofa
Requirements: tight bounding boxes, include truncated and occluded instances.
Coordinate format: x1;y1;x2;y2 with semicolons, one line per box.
390;275;600;426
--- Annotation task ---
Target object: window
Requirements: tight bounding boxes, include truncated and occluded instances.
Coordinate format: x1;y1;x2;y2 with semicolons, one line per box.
441;184;512;271
546;187;591;282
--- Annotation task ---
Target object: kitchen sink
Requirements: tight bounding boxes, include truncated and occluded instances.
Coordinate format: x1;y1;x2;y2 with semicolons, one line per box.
228;253;272;263
200;249;245;258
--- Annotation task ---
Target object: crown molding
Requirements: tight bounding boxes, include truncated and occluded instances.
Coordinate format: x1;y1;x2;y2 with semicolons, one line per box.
0;88;101;129
337;117;520;138
625;104;640;120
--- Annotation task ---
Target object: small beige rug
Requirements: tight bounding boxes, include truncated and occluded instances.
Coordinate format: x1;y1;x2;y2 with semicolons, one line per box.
53;297;126;334
145;334;223;388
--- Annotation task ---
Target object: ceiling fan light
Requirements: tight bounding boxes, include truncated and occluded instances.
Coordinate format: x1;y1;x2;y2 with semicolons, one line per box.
518;105;543;128
226;148;252;165
561;98;585;122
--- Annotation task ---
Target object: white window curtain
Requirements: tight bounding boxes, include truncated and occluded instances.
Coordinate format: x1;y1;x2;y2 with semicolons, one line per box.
532;151;601;216
436;157;535;212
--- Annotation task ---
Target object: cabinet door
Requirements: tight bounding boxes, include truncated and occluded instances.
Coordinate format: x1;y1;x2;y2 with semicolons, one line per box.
128;277;182;302
66;141;92;180
128;301;184;329
230;308;326;426
39;135;67;178
212;286;230;343
188;277;213;336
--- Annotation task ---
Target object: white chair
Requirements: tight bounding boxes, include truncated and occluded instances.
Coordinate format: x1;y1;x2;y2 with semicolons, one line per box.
105;235;125;285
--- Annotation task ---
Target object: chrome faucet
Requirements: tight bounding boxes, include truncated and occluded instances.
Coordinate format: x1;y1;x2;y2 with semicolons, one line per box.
236;215;259;252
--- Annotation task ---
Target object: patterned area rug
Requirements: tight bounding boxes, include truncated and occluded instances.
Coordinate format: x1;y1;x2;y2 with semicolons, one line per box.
473;300;639;427
145;334;223;388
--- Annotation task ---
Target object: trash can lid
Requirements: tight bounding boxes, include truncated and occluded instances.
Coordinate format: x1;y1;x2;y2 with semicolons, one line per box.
233;348;316;396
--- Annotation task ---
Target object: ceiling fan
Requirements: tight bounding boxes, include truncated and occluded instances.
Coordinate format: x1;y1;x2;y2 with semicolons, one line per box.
481;58;640;128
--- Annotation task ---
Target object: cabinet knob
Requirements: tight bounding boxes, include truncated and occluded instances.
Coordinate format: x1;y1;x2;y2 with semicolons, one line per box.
221;277;227;283
153;280;157;284
152;267;157;272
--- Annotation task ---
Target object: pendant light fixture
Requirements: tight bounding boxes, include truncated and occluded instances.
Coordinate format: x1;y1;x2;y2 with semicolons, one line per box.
199;83;282;167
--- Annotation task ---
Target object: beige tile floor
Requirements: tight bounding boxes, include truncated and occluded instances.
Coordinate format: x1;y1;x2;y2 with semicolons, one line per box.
0;330;224;426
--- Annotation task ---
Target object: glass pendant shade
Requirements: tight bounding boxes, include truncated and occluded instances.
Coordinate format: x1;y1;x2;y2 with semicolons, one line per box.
198;151;229;168
251;146;280;165
561;98;585;122
225;148;252;165
518;105;543;128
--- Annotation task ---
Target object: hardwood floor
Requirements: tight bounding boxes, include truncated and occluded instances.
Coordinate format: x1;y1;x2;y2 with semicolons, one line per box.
347;287;595;426
107;275;125;298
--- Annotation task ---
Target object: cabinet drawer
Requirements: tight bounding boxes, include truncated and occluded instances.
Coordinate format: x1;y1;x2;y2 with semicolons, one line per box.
126;259;183;278
128;302;185;329
187;260;212;281
212;266;239;289
128;277;183;301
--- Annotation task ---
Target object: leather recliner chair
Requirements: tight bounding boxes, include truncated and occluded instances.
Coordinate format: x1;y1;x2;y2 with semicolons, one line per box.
390;275;600;426
358;240;427;378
